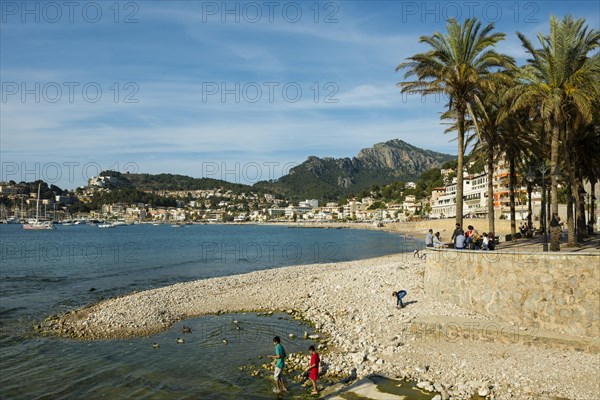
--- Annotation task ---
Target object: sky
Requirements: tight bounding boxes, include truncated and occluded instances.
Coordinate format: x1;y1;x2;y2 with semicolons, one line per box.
1;0;599;189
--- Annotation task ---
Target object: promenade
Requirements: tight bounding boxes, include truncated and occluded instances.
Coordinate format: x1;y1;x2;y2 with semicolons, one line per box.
498;233;600;253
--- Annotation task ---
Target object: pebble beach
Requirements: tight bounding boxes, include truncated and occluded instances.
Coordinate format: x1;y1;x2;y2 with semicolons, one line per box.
43;252;600;400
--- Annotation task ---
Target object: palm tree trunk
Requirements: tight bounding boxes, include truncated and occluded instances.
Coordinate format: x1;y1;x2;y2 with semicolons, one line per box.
577;183;586;240
456;110;465;227
547;186;551;230
527;183;533;237
509;157;517;239
567;186;576;247
549;125;561;251
539;188;545;232
566;152;586;243
487;147;495;234
566;148;579;246
592;181;597;233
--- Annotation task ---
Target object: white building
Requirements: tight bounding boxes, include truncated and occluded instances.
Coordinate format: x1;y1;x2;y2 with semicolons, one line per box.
285;205;312;218
300;199;319;208
430;173;488;219
267;207;287;218
440;169;455;184
233;214;248;222
88;175;114;188
402;195;419;214
430;164;543;220
361;197;375;206
0;183;21;196
342;199;363;219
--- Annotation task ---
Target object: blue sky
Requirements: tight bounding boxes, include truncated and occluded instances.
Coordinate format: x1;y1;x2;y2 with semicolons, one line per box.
1;0;598;189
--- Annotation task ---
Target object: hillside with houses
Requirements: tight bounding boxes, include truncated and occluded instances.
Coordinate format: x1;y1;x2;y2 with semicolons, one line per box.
0;153;553;225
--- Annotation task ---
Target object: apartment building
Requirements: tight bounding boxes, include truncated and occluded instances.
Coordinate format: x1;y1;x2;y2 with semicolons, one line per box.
430;160;542;220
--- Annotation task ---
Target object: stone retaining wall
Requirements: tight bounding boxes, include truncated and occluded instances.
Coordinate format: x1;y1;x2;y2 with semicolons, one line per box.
424;249;600;338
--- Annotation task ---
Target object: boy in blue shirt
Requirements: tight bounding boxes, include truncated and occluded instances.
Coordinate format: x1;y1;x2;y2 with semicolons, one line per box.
270;336;287;393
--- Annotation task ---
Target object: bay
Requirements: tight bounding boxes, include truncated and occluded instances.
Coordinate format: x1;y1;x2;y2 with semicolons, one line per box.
0;223;416;399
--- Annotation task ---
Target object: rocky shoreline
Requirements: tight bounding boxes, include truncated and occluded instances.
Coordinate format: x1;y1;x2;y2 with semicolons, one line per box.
42;253;599;399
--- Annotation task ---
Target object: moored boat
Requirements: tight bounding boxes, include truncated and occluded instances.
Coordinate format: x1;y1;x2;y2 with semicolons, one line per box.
23;184;54;230
23;220;55;230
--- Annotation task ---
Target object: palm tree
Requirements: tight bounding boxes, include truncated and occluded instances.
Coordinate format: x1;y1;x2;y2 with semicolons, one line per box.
510;15;600;250
466;94;500;235
397;18;514;228
464;88;505;235
566;109;600;243
469;84;537;239
498;110;538;239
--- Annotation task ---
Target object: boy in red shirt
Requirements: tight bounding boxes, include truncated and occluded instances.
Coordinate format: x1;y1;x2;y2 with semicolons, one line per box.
305;345;320;395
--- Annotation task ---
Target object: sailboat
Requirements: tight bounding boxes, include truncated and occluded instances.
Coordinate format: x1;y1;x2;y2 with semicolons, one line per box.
23;184;54;230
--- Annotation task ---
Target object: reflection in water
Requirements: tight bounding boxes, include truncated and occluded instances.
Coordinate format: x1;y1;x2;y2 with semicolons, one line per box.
1;313;320;399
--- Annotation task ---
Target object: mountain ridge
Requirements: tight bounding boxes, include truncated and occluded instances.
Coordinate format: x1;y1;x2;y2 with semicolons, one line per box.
254;139;455;200
92;139;455;201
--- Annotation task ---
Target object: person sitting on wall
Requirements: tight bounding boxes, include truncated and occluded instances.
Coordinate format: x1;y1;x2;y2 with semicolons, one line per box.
433;232;444;248
465;225;481;249
464;225;472;247
455;231;466;250
471;229;481;250
425;229;434;248
520;222;528;235
487;232;496;250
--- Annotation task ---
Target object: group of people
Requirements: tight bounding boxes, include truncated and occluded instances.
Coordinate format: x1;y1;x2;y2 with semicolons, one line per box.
270;336;320;395
451;223;495;250
424;229;444;248
425;223;496;250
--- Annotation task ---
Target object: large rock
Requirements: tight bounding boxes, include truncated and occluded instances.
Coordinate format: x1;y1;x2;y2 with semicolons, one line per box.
350;352;366;365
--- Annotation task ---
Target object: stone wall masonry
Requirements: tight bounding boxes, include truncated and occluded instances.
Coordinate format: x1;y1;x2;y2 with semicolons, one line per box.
424;248;600;338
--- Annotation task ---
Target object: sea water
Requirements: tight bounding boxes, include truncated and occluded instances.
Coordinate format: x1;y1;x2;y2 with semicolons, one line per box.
0;224;419;399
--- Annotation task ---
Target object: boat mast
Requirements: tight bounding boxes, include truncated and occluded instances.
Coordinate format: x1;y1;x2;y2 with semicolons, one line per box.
36;183;41;221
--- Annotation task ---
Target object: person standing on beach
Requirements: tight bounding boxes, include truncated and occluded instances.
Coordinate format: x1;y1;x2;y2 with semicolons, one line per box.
392;290;407;308
425;229;434;247
270;336;287;393
305;345;320;395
